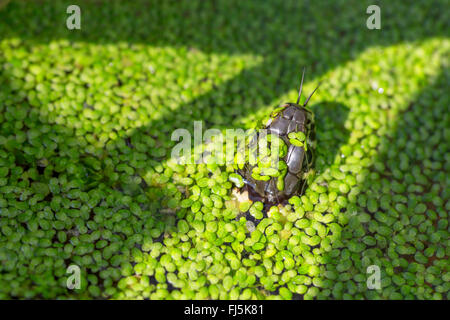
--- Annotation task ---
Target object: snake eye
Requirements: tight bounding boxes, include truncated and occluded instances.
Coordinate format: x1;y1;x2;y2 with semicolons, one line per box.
270;104;288;118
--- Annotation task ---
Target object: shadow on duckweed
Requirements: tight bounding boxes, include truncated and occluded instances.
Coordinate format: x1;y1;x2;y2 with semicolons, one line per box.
316;70;449;300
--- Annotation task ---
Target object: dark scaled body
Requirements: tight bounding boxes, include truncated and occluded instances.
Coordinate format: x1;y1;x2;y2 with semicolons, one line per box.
237;69;318;204
238;104;315;203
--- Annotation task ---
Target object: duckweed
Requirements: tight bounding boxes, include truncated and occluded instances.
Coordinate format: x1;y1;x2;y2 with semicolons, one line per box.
0;0;448;301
